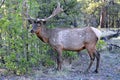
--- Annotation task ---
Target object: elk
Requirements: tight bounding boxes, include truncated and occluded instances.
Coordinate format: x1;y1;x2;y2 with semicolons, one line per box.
27;2;102;73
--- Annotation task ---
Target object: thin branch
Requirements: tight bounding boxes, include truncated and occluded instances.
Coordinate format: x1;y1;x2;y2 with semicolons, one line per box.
0;0;5;8
63;0;67;6
108;43;120;49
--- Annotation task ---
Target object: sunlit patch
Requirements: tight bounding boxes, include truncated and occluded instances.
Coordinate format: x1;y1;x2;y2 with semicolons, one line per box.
91;27;102;40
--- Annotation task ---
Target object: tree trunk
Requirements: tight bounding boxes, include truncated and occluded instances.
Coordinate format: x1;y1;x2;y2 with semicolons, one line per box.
100;0;106;28
22;0;29;61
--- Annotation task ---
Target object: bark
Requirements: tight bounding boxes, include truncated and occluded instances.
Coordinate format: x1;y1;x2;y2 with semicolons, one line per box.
108;43;120;51
99;0;108;28
0;31;5;64
100;6;106;28
101;30;120;50
22;0;29;61
71;17;78;28
101;32;120;41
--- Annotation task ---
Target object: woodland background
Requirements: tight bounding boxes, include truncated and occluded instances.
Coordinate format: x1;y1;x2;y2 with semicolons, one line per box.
0;0;120;75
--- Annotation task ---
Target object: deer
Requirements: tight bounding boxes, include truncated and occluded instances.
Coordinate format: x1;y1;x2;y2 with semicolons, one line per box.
27;2;102;73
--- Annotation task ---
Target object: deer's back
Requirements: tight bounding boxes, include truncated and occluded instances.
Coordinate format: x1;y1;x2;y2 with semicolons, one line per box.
49;27;97;50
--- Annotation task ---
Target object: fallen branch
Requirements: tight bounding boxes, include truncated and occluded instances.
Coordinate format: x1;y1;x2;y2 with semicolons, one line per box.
101;32;120;41
100;30;120;51
107;43;120;51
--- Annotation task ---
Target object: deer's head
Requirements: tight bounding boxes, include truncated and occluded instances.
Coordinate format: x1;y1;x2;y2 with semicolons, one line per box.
27;2;63;33
28;19;44;33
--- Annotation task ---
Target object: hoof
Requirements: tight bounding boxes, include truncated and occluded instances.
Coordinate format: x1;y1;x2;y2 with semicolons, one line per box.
93;69;98;73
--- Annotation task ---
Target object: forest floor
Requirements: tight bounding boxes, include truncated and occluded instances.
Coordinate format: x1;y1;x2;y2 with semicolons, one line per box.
0;30;120;80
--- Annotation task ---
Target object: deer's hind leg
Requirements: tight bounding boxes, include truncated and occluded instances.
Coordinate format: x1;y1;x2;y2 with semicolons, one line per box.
94;50;100;73
85;49;95;73
85;44;96;73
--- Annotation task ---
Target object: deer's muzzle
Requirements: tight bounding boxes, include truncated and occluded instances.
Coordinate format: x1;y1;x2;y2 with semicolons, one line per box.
30;29;34;33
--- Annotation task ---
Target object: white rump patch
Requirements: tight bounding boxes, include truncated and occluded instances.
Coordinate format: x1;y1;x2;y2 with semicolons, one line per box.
90;27;102;40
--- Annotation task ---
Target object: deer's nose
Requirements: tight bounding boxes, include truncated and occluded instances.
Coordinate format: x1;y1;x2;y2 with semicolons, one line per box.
30;29;34;33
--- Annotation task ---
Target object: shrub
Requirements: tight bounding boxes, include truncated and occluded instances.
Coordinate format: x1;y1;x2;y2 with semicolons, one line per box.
97;40;107;51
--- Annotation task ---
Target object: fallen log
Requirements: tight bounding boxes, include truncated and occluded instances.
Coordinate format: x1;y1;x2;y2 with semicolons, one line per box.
100;30;120;51
101;31;120;41
107;43;120;51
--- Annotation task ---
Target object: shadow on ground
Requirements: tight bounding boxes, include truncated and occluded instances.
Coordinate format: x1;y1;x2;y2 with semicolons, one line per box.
1;49;120;80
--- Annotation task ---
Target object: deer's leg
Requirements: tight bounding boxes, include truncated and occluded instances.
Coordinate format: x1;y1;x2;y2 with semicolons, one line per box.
85;48;95;73
94;50;100;73
86;52;95;73
56;48;63;71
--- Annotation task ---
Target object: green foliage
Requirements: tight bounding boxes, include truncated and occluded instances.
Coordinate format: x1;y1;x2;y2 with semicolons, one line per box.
97;40;107;51
0;0;43;75
0;17;10;31
85;1;104;14
63;51;78;60
36;0;79;27
0;0;120;75
4;53;30;75
39;54;55;67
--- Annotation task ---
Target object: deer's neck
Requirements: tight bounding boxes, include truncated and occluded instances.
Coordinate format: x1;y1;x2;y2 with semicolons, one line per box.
36;27;49;43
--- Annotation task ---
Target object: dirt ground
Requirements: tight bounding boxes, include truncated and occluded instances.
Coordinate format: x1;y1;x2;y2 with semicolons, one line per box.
1;49;120;80
0;31;120;80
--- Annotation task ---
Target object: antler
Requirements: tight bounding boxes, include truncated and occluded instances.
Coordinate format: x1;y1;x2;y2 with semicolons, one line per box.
37;2;63;22
27;14;35;21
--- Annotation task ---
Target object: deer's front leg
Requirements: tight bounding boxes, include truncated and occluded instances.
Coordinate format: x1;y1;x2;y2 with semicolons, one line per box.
56;48;63;71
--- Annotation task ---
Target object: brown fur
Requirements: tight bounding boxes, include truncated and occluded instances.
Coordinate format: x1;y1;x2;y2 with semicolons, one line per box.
32;26;100;73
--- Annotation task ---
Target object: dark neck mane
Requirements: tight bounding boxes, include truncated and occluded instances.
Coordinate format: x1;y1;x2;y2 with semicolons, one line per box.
36;27;49;43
